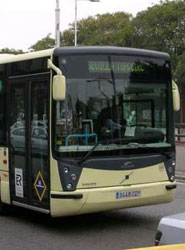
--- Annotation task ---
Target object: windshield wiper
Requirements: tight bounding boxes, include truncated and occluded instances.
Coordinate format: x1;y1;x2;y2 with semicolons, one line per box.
78;138;127;166
78;138;156;166
78;140;171;166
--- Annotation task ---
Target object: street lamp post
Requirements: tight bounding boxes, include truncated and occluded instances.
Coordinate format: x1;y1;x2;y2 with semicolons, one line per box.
74;0;100;47
55;0;60;47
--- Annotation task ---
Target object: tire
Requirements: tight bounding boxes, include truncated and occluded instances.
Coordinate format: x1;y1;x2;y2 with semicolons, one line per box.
0;200;5;214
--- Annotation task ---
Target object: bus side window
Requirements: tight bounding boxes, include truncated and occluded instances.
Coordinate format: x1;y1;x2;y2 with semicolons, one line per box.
0;81;6;145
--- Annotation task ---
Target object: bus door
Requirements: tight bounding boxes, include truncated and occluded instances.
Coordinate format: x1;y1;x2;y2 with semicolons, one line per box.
8;74;50;212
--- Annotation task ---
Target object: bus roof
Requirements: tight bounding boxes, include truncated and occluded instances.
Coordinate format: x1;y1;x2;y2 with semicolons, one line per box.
0;46;170;65
54;46;170;60
0;54;15;58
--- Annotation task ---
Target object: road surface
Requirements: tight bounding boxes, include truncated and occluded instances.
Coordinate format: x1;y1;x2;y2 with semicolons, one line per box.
0;182;184;250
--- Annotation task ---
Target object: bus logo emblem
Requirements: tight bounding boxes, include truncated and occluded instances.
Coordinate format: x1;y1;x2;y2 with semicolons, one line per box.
34;171;47;201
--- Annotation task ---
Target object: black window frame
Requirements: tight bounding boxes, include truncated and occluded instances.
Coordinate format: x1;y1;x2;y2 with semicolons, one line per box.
52;48;174;160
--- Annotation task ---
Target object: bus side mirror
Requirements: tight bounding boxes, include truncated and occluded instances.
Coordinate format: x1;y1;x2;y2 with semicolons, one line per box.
172;81;180;111
53;75;66;101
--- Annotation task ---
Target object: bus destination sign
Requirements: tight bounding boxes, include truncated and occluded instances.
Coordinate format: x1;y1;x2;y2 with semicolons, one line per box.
88;61;145;74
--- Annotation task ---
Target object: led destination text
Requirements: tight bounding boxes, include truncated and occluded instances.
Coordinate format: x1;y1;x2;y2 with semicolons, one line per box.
88;61;145;73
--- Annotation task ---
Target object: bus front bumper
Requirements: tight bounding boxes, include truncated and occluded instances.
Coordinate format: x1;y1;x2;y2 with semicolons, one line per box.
50;181;176;217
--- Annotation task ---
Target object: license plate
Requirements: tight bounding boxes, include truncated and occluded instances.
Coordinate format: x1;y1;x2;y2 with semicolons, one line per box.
116;190;141;199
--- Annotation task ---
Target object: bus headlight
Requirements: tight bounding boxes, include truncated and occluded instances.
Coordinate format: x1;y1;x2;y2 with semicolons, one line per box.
172;160;175;167
66;183;73;190
71;174;77;181
170;175;175;181
64;167;69;173
168;166;173;173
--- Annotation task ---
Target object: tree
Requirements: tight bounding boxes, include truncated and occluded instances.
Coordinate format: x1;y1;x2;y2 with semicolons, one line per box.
174;52;185;88
61;12;133;47
0;48;24;55
29;33;55;51
132;0;185;73
26;1;185;89
61;29;74;46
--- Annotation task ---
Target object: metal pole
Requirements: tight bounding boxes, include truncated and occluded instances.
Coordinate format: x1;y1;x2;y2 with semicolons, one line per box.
74;0;100;47
55;0;60;47
55;0;61;122
74;0;78;47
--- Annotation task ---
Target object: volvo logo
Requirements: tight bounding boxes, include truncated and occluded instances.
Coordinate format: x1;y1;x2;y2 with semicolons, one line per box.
120;172;133;184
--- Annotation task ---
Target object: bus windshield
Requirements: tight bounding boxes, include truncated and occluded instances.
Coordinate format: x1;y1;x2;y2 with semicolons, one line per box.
54;54;171;157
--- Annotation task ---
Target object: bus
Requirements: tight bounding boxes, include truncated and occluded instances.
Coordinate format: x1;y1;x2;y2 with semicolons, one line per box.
0;46;180;217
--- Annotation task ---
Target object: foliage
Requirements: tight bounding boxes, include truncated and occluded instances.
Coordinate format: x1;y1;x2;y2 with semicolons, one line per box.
61;12;133;47
0;48;24;55
132;0;185;85
29;33;55;51
2;0;185;88
133;1;185;52
174;52;185;89
61;29;74;46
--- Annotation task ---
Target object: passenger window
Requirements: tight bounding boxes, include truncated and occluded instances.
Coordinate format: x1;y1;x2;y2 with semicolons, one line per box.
0;80;6;145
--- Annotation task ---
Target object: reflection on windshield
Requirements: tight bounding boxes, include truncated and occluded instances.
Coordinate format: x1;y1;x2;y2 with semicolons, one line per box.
55;78;168;154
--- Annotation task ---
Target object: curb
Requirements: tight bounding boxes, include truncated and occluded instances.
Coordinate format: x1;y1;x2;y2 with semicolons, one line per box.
175;175;185;182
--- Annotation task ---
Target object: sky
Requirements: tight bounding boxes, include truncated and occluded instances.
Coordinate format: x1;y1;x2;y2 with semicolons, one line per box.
0;0;161;51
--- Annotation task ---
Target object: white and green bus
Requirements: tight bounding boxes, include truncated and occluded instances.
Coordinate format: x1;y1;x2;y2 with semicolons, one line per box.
0;47;179;217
